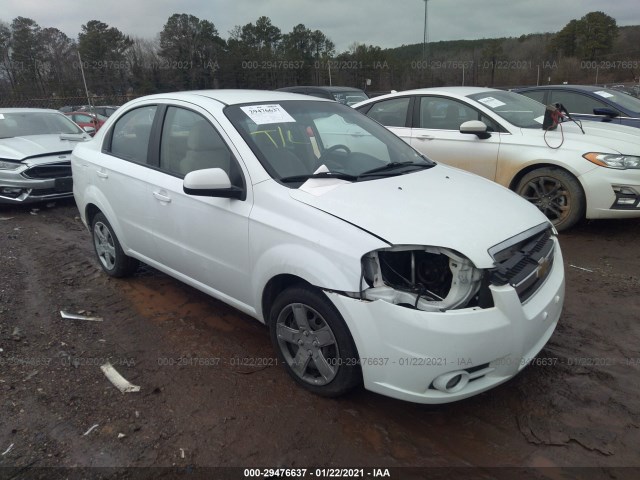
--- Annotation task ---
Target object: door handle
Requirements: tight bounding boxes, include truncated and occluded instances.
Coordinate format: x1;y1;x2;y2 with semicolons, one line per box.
416;134;435;140
153;191;172;203
96;170;108;178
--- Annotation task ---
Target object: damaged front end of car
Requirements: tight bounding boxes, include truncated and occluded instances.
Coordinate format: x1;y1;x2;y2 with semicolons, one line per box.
356;224;556;312
359;246;491;312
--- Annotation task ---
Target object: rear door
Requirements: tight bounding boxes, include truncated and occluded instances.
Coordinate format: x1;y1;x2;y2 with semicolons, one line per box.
90;105;160;258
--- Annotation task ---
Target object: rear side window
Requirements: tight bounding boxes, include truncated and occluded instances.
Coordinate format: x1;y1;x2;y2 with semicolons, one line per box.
366;98;410;127
108;106;157;164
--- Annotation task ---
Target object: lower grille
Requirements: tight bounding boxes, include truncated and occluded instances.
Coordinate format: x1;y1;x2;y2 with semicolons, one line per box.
23;163;71;179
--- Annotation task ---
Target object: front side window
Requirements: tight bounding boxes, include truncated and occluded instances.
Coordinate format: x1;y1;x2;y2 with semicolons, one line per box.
366;97;410;127
419;97;501;132
109;106;157;164
159;106;241;186
468;91;546;129
548;91;612;115
420;97;478;130
225;100;432;185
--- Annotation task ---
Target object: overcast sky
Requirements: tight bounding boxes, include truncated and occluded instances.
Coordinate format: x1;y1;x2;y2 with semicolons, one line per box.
2;0;639;51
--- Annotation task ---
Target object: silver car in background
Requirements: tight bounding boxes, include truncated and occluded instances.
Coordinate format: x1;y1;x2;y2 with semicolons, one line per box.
0;108;91;204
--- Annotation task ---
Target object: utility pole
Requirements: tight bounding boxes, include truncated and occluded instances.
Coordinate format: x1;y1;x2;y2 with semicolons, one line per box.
422;0;429;61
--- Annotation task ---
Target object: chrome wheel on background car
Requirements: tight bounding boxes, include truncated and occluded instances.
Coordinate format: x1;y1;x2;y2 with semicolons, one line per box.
91;212;139;277
517;167;584;231
269;287;361;396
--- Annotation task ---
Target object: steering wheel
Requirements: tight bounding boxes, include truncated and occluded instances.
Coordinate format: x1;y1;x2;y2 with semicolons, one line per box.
319;144;351;169
322;144;351;156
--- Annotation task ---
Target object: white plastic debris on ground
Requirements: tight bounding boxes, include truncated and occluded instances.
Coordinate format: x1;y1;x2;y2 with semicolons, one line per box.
100;362;140;393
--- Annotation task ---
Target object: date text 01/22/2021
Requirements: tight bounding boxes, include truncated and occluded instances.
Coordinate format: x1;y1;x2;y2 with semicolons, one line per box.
243;468;391;478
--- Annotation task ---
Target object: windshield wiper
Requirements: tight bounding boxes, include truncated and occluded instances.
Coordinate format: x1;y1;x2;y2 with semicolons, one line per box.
280;171;359;183
358;161;434;177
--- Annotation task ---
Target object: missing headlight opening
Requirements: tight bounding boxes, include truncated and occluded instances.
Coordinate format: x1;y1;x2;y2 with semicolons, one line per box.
361;246;485;311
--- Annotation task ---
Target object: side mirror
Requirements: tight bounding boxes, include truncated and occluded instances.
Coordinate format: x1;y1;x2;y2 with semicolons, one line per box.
183;168;245;200
593;107;619;119
460;120;491;139
83;126;96;135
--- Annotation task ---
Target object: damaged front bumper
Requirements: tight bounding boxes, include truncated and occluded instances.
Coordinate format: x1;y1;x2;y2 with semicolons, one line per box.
326;239;564;404
0;163;73;204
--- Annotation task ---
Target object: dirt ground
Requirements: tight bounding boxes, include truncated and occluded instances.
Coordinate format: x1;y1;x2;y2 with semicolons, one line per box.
0;199;639;479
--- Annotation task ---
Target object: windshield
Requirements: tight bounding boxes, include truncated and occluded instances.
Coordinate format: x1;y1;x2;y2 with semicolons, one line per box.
468;90;546;128
593;88;640;115
0;111;83;138
225;101;432;186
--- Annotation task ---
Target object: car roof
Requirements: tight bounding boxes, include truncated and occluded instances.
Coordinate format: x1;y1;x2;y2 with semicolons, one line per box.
0;108;62;114
131;89;331;106
359;86;503;102
515;85;613;92
277;86;365;93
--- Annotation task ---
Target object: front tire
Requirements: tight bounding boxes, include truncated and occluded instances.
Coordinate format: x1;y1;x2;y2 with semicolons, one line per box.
91;212;139;277
269;286;361;397
516;167;585;231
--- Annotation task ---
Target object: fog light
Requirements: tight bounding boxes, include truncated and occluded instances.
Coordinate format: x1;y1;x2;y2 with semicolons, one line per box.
612;186;640;209
0;187;25;198
446;375;462;390
433;370;470;393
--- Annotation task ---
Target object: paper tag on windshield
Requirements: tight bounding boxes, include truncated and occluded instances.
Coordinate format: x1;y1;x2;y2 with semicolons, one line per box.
594;90;614;98
240;104;295;125
478;97;506;108
0;114;4;120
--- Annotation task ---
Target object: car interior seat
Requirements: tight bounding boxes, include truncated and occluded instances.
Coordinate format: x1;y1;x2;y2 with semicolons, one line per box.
180;121;231;176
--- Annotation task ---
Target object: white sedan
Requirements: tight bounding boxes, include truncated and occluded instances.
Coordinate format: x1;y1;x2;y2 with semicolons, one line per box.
72;90;564;404
355;87;640;230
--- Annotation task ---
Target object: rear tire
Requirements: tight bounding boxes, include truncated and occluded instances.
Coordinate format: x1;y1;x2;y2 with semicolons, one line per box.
516;167;584;231
269;286;361;397
91;212;139;277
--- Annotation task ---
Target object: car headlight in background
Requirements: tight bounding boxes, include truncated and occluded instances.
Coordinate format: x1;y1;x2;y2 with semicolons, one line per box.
583;153;640;169
0;160;21;170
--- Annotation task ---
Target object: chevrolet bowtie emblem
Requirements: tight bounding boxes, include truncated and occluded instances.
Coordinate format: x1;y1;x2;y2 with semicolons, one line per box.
536;257;550;279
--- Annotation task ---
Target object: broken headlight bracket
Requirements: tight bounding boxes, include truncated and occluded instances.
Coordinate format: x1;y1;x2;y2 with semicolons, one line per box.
360;246;484;312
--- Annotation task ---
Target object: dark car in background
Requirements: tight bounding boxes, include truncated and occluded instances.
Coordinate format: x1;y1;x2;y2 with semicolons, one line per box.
514;85;640;129
276;86;369;106
0;108;91;204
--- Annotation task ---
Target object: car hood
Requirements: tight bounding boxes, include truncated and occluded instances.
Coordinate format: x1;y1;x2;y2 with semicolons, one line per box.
289;164;549;268
0;134;87;161
543;121;640;154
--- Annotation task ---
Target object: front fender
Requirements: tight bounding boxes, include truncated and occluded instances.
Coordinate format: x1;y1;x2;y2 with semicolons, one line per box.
251;242;365;321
